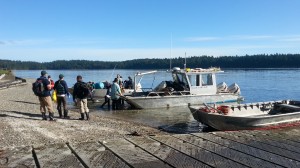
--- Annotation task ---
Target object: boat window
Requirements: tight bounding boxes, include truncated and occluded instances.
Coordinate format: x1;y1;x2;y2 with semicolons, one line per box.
202;74;213;86
188;75;200;86
173;73;184;83
188;75;195;86
172;73;179;83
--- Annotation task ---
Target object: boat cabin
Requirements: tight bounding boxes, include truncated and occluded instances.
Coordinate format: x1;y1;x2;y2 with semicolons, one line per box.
131;67;239;97
171;67;222;95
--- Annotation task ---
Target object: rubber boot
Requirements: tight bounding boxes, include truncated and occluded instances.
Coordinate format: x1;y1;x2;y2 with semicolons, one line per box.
42;113;47;120
79;113;85;120
108;100;111;110
100;103;104;108
58;110;63;118
49;112;56;121
85;112;89;120
64;110;70;119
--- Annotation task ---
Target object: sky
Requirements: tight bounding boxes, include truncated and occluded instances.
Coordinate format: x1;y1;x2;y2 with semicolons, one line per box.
1;0;300;62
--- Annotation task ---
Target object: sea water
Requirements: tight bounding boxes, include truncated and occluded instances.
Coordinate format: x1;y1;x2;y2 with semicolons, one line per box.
14;68;300;133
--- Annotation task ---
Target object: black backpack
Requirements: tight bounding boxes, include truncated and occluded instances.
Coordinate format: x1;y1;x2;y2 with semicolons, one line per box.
76;82;90;98
32;79;46;96
56;81;65;95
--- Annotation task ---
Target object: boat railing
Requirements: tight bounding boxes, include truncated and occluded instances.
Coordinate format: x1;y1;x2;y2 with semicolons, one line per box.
140;88;153;92
146;90;190;97
229;100;288;112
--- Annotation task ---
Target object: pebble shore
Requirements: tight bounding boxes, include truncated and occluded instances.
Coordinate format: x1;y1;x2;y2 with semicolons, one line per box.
0;79;165;148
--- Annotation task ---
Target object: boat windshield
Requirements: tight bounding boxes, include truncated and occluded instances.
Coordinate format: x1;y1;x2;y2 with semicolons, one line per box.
172;73;189;88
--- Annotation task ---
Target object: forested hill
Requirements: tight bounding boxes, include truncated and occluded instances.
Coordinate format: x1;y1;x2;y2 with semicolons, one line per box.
1;54;300;70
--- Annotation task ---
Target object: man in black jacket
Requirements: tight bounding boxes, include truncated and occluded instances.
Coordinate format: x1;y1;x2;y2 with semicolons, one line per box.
73;75;90;120
54;74;70;118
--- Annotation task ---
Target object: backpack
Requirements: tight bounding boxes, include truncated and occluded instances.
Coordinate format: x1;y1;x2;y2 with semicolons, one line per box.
32;79;45;96
76;82;90;98
56;81;65;95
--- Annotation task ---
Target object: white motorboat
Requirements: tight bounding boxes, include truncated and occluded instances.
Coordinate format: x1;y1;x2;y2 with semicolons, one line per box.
189;100;300;131
123;67;243;109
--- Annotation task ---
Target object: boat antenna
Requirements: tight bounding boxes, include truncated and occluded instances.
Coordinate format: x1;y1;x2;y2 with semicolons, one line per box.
109;64;117;82
184;52;187;70
170;33;172;71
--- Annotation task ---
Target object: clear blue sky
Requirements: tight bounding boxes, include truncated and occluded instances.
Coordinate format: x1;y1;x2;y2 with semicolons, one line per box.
1;0;300;62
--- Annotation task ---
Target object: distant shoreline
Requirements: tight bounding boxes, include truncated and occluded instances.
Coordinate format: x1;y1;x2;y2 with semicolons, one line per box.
1;54;300;70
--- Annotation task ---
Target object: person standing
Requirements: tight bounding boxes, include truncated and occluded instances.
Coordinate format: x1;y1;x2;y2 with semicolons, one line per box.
54;74;70;118
73;75;90;120
100;82;111;109
116;74;125;106
124;76;133;89
35;70;55;121
110;78;123;110
48;75;55;90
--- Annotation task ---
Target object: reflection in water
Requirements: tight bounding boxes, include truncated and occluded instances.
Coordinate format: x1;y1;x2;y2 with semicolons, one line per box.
66;97;218;133
92;106;211;133
66;92;229;133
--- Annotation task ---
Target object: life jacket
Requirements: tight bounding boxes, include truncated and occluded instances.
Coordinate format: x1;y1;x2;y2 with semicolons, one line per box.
50;79;55;89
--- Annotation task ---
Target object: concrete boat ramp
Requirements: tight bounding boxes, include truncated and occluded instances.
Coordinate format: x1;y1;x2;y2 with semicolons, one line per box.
2;127;300;168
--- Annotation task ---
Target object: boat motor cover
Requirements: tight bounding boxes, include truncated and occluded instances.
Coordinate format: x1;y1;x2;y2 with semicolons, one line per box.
228;83;241;95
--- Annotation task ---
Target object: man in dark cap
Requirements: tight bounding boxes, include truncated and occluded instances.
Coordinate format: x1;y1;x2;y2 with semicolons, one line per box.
54;74;70;118
73;75;90;120
35;70;55;121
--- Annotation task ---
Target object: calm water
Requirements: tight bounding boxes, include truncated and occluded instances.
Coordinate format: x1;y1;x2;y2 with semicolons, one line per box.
13;69;300;133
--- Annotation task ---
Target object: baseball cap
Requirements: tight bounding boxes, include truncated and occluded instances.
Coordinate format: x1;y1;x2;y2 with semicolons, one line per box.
41;70;47;76
59;74;64;79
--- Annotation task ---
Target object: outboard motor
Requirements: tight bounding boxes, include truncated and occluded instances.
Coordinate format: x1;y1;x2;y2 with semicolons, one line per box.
217;82;228;93
228;83;241;95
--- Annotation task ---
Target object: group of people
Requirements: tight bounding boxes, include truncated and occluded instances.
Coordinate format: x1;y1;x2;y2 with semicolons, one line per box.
35;70;90;121
101;74;133;110
35;71;133;121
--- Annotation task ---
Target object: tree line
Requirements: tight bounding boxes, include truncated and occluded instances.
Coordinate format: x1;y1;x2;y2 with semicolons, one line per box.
1;54;300;70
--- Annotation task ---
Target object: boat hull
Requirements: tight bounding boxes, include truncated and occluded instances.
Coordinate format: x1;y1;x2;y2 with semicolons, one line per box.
189;105;300;131
125;94;240;109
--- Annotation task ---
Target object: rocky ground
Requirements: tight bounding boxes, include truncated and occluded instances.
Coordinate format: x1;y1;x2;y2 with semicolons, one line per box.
0;79;167;149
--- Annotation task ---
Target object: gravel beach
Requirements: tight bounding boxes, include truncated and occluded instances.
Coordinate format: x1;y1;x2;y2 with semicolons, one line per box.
0;79;166;148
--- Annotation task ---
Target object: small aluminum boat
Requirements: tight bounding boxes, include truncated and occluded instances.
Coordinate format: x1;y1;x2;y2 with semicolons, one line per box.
189;100;300;131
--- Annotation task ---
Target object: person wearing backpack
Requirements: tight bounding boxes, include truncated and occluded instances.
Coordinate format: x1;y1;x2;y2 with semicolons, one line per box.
54;74;70;118
34;70;55;121
73;75;90;120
